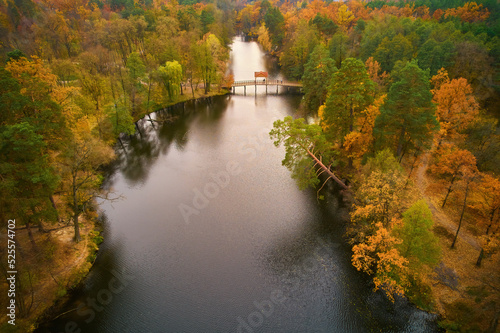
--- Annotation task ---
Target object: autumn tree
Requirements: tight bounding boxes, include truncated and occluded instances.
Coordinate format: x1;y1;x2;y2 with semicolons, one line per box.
428;143;478;208
449;41;493;104
431;69;479;145
343;95;385;163
473;174;500;236
33;9;78;59
471;174;500;266
158;60;183;102
451;168;478;249
279;19;319;80
444;2;490;23
349;149;407;241
179;34;202;99
196;33;225;94
102;18;136;66
60;126;114;242
77;51;110;139
352;222;409;301
145;16;181;65
365;57;389;92
257;23;272;53
1;60;69;230
336;4;354;31
374;60;438;160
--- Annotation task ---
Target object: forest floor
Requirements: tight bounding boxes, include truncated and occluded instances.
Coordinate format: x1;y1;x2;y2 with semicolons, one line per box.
413;153;500;332
0;212;99;332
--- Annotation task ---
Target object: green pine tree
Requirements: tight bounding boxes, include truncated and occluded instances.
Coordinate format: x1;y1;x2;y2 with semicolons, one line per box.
374;60;439;160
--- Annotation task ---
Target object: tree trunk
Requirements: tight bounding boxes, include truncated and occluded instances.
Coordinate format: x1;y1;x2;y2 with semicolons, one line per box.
451;180;470;249
476;248;484;267
405;152;419;187
398;147;406;163
485;208;497;235
15;236;25;259
396;125;406;158
135;122;143;137
486;311;500;333
190;76;195;99
73;213;81;243
118;136;126;151
306;148;348;190
49;195;61;223
37;220;45;233
205;76;210;94
73;181;81;243
442;174;457;208
26;219;37;249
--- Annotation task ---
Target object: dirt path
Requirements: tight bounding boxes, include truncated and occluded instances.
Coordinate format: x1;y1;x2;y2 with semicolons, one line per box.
415;153;480;250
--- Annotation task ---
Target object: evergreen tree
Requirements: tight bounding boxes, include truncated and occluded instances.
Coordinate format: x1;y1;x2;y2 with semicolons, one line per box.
374;60;438;160
301;44;336;113
322;58;375;145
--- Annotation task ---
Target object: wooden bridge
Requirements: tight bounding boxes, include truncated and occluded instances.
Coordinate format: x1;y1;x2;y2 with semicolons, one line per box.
230;79;303;95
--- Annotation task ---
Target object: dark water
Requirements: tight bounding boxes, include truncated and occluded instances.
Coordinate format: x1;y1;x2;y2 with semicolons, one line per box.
37;37;438;333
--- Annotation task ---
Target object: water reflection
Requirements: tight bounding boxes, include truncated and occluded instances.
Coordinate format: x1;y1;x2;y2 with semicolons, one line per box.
111;97;230;187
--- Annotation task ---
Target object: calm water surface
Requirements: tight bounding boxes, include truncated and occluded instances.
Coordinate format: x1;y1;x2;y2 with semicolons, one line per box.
37;37;438;333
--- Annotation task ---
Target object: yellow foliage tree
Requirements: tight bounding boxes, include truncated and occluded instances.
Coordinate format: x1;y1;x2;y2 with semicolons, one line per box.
343;95;385;162
257;23;272;53
336;4;354;30
352;222;409;301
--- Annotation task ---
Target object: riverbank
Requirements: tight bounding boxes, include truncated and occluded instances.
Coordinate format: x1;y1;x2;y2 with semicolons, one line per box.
0;217;102;333
134;86;231;122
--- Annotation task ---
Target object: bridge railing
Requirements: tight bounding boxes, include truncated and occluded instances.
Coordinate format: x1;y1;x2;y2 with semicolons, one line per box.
232;79;301;87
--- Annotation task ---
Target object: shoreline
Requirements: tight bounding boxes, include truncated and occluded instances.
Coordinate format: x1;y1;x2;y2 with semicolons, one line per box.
30;89;231;332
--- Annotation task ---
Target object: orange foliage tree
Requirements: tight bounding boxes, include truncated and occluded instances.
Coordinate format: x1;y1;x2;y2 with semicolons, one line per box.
433;8;444;21
429;143;478;208
444;2;490;23
471;174;500;266
365;57;389;91
431;69;479;145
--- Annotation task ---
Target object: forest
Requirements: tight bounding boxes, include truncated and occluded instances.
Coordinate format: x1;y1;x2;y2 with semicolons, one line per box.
0;0;499;332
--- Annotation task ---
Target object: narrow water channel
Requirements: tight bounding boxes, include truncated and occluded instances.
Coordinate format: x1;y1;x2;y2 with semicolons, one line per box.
37;37;438;333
